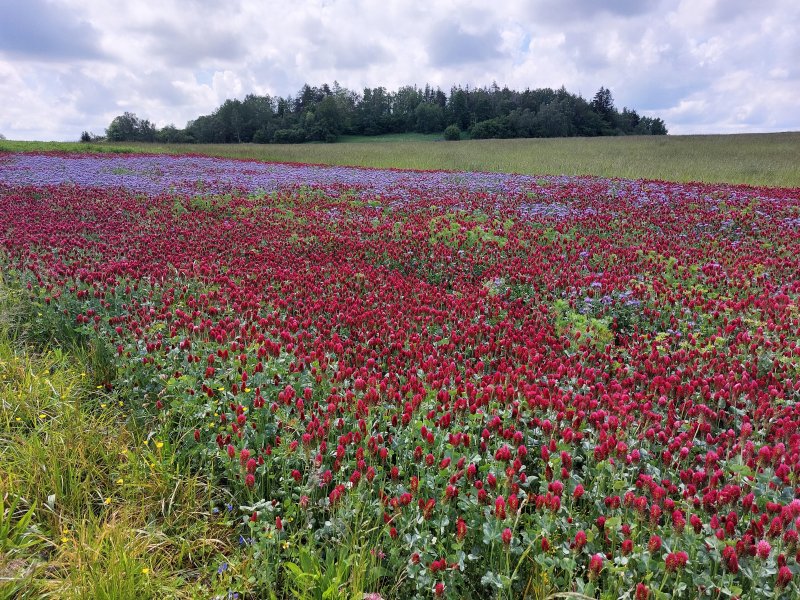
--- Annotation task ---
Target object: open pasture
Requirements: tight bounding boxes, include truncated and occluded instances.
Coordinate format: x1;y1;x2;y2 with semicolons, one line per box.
2;130;800;187
1;151;800;598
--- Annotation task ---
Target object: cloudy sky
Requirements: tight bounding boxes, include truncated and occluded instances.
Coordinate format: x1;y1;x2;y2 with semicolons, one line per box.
1;0;797;140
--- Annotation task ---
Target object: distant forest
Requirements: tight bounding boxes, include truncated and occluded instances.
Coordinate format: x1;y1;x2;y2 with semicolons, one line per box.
91;83;667;144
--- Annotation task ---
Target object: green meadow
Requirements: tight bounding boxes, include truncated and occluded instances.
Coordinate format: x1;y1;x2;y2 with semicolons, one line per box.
2;131;799;187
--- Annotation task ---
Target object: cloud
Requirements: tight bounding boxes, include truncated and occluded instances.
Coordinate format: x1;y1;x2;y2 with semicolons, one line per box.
0;0;105;61
137;22;249;68
294;15;392;71
526;0;662;22
0;0;797;140
426;22;504;67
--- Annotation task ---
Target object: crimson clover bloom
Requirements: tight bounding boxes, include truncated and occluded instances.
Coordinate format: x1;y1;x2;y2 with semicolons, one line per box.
574;530;587;551
588;553;604;579
757;539;772;560
665;551;688;572
635;583;650;599
777;565;793;588
501;527;513;546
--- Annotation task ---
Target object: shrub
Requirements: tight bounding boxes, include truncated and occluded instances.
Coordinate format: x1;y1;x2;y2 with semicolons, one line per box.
470;117;516;139
273;129;305;144
443;125;461;141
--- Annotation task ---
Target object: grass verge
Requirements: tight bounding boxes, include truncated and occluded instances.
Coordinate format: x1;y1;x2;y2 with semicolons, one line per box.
0;281;232;599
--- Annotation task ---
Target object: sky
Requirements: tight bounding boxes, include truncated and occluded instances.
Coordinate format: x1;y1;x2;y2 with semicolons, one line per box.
1;0;798;141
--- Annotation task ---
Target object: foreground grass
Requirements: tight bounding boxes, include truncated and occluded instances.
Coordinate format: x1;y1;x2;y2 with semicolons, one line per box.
0;285;233;599
2;132;799;187
0;275;399;599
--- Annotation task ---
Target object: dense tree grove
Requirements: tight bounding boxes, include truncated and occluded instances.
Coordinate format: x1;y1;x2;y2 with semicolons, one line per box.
105;111;158;142
100;82;667;144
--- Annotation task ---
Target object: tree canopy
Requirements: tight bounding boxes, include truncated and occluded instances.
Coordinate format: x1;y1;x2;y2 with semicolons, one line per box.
106;112;157;142
99;83;667;144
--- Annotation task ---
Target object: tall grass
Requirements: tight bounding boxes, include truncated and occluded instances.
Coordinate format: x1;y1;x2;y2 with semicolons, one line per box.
2;132;799;187
0;279;231;599
0;271;391;599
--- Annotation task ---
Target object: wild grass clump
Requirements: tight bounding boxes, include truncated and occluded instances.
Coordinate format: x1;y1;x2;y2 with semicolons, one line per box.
0;282;232;599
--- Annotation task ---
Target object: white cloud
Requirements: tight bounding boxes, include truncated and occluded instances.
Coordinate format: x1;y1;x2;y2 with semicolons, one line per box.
0;0;797;140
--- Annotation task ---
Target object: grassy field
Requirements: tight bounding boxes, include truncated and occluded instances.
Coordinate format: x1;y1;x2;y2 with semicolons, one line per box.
2;132;799;187
338;132;443;143
0;277;233;599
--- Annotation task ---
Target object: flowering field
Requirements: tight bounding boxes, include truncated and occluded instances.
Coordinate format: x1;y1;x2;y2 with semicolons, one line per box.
1;151;800;599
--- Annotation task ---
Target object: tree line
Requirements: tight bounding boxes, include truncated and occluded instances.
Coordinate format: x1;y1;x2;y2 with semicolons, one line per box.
89;83;667;144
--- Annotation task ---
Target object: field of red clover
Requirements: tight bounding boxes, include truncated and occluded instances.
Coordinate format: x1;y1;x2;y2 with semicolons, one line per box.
1;151;799;599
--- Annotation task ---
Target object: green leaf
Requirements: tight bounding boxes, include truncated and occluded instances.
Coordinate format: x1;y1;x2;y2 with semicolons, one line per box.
483;521;500;544
284;562;305;578
481;571;504;589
